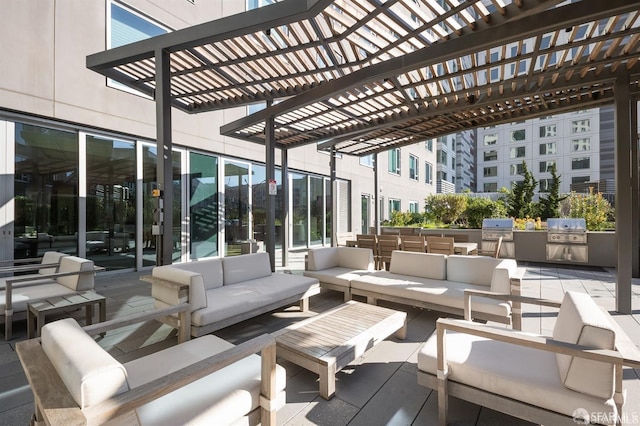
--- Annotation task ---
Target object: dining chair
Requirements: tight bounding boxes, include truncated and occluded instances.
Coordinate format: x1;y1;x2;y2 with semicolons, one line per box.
400;235;426;253
425;236;455;255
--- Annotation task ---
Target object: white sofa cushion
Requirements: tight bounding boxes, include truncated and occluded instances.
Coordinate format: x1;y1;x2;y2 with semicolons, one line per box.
223;252;272;285
307;247;339;270
39;251;68;275
446;255;495;288
0;283;75;313
41;318;129;409
304;267;371;289
490;259;518;294
168;259;224;290
57;256;95;291
152;266;208;311
350;272;510;318
553;291;616;399
127;335;286;426
307;247;374;271
418;329;617;424
389;251;447;280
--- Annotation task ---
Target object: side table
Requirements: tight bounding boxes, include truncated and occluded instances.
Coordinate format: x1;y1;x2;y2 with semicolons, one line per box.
27;292;107;338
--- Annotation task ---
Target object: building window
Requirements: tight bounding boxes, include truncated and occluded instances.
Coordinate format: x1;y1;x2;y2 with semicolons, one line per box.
484;166;497;177
539;142;556;155
425;161;433;185
571;157;590;170
388;148;401;174
539;124;557;137
511;129;526;142
510;163;525;175
539;160;555;173
109;3;168;95
409;201;420;213
389;198;401;214
436;150;447;165
360;154;374;167
571;119;591;133
572;138;591;152
425;139;434;152
437;171;448;181
483;134;498;145
509;146;526;159
484;150;498;161
483;182;498;192
572;176;590;185
409;154;419;180
539;178;554;192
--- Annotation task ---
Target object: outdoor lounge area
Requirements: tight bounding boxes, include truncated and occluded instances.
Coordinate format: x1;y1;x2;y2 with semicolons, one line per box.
1;249;639;426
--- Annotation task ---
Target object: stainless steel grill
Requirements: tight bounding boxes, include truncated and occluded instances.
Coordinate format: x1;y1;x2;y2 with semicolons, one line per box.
481;218;514;258
546;218;588;262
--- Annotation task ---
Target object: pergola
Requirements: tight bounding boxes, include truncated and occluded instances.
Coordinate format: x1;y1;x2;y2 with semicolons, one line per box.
87;0;640;313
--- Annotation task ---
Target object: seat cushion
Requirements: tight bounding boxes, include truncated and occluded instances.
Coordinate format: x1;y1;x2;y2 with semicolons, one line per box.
190;285;263;327
350;272;510;318
127;335;286;426
41;318;129;409
418;329;618;424
0;282;74;313
553;291;616;399
304;267;371;289
223;253;272;285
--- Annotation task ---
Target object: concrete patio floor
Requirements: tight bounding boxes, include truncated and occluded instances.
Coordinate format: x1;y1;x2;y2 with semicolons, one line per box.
1;250;639;425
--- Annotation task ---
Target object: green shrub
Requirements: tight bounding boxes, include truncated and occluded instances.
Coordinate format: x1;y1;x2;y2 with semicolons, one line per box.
567;189;613;231
462;197;507;228
424;194;467;224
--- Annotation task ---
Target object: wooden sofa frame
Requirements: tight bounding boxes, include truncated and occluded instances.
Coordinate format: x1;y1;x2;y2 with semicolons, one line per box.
2;266;105;340
16;304;281;426
418;292;640;426
148;275;319;337
351;272;524;329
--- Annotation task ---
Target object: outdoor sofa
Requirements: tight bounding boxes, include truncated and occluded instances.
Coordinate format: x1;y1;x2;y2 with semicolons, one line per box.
150;252;320;337
16;307;285;425
417;290;640;425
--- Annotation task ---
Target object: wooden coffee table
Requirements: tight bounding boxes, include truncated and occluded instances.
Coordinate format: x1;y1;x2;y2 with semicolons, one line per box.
273;301;407;399
27;291;106;338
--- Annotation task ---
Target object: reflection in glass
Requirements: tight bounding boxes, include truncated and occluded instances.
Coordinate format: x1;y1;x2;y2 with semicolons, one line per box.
224;160;250;256
325;179;331;245
14;123;78;258
251;165;283;250
189;152;218;259
292;173;308;247
86;136;136;270
143;146;182;265
309;177;323;246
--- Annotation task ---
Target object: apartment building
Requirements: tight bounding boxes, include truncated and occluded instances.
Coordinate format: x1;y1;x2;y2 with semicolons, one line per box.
0;0;436;270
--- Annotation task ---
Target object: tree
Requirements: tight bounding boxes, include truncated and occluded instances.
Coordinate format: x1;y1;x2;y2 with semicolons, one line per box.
506;160;537;218
538;163;566;220
424;194;467;225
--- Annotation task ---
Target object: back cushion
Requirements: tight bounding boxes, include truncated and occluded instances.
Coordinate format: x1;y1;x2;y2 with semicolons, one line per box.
39;251;68;275
56;256;95;291
337;247;375;271
553;291;616;399
390;251;447;279
169;259;223;291
307;247;339;271
223;252;272;285
490;259;518;294
41;318;129;409
447;255;496;287
152;265;208;311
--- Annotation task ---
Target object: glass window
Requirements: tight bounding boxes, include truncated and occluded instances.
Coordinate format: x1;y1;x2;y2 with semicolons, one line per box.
572;176;590;184
539;142;556;155
539;124;557;137
539;178;553;192
539;160;555;173
483;134;497;145
425;139;433;152
483;182;497;192
86;135;136;269
510;163;525;175
484;150;497;161
388;148;401;174
509;146;526;158
572;138;591;152
511;129;526;142
436;150;447;165
109;3;168;94
14;123;78;259
437;171;448;181
292;173;308;247
571;119;591;133
409;201;419;213
249;163;283;249
247;0;277;9
572;157;591;170
409;155;419;180
309;176;324;246
424;161;433;185
360;154;374;167
388;198;401;214
189;152;218;259
484;166;497;177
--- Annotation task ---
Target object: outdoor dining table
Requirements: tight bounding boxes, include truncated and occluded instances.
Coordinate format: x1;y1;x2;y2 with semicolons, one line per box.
453;242;478;255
